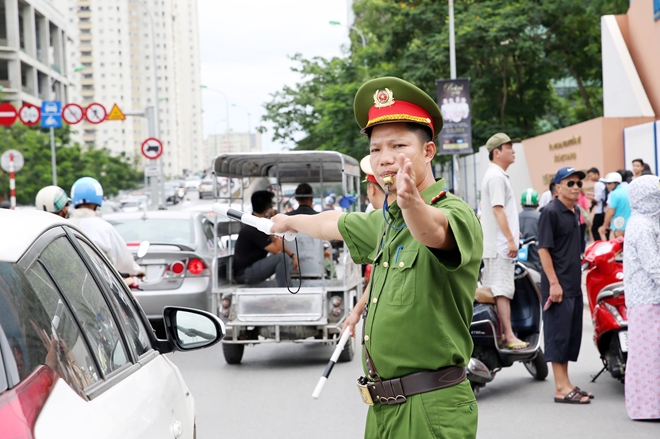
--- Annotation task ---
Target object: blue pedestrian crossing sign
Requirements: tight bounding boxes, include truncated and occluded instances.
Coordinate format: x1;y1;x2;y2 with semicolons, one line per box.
41;100;62;128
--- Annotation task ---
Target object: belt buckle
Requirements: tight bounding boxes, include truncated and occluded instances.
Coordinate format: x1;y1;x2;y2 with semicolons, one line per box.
357;377;374;406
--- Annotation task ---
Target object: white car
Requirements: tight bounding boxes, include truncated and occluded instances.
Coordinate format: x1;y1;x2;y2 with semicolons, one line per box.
120;198;144;213
184;176;201;192
0;210;224;439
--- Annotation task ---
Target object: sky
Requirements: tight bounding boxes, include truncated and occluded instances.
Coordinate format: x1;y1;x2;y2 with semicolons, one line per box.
197;0;352;152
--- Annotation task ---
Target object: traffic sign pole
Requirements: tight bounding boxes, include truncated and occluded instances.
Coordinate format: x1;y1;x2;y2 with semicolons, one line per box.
50;128;57;186
9;153;16;210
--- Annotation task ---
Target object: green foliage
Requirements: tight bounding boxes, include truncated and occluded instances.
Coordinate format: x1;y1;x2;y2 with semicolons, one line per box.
0;124;143;205
263;54;367;156
261;0;629;160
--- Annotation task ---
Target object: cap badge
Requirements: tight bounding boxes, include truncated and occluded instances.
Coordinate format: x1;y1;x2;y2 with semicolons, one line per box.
373;88;395;108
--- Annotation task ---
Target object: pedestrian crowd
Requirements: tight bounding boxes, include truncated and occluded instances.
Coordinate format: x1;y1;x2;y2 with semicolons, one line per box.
480;140;657;417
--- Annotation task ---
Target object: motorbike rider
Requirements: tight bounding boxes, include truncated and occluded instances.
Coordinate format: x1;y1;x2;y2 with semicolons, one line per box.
35;186;71;218
519;188;541;272
68;177;143;283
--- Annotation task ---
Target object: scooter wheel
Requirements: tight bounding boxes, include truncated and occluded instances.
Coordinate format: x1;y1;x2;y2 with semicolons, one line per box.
523;349;548;381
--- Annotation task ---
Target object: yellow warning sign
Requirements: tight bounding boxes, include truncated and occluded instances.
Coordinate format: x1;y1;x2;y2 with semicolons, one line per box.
107;103;126;121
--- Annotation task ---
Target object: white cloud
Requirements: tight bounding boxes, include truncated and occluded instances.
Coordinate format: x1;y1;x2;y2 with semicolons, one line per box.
198;0;351;152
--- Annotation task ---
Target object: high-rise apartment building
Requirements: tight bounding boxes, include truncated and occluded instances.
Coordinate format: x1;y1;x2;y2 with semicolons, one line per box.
206;131;262;157
66;0;204;176
0;0;77;106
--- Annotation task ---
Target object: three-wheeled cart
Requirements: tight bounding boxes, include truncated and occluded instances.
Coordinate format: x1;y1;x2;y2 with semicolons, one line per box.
209;151;364;364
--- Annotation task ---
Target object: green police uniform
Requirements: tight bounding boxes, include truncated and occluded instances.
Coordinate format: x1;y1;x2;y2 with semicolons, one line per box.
339;184;482;438
342;77;484;439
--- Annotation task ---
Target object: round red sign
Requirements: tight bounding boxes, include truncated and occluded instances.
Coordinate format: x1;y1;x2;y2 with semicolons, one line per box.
0;102;17;126
18;103;41;126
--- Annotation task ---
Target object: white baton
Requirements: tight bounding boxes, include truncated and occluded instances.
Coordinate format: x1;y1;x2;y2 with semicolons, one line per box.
312;328;352;399
211;204;297;241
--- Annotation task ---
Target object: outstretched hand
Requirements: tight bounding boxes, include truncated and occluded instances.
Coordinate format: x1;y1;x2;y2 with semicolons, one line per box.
270;214;298;235
395;153;420;209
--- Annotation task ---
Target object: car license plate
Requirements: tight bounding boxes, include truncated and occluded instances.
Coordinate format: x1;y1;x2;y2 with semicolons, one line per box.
618;331;628;353
141;265;166;280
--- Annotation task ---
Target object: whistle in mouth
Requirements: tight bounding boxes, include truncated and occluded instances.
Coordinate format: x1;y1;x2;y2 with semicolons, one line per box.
383;175;394;186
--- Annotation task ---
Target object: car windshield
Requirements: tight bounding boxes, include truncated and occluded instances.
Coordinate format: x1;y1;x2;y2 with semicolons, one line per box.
121;201;139;208
109;218;194;244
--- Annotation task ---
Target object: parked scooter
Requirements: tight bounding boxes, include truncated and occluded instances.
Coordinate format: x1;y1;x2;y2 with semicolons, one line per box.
467;238;548;392
582;237;627;382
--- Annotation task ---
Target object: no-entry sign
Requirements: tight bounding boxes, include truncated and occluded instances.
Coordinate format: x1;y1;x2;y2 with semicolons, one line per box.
141;137;163;160
0;103;17;126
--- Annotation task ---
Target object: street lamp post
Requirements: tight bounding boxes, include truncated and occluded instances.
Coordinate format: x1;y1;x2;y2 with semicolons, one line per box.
232;103;252;151
201;85;231;156
131;0;163;210
448;0;459;195
329;20;368;70
448;0;456;79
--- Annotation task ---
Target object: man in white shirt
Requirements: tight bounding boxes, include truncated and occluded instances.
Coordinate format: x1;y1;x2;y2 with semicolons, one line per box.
481;133;527;350
68;177;142;277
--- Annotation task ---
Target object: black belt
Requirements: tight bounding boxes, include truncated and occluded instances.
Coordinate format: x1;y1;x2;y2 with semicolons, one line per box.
362;366;466;405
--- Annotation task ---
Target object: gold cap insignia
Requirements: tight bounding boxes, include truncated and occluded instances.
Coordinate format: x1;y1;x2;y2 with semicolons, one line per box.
373;88;395;108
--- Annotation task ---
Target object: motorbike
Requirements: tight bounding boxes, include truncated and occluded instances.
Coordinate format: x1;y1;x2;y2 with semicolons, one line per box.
123;241;150;291
582;237;627;383
467;238;548;392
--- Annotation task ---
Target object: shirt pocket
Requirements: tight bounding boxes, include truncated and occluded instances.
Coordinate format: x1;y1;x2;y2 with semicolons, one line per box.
384;249;418;306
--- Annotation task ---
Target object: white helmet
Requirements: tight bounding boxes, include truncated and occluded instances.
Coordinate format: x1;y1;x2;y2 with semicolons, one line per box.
35;186;70;214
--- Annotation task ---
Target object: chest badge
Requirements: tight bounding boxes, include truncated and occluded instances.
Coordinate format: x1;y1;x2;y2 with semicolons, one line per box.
373;88;395;108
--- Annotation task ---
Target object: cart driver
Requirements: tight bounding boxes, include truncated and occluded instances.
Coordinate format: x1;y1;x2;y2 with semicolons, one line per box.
271;77;482;439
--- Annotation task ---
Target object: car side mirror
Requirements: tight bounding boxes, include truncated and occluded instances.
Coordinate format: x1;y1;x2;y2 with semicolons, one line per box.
137;240;150;258
162;307;225;351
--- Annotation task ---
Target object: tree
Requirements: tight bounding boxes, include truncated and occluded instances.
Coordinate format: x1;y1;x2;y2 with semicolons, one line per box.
263;54;368;158
0;124;143;205
262;0;629;155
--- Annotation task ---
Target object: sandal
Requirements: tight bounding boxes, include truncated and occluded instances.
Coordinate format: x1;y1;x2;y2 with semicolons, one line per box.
575;386;594;399
554;388;590;404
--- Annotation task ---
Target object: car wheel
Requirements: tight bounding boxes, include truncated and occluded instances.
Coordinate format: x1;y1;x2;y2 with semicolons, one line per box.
222;343;245;364
523;349;548;381
337;335;354;362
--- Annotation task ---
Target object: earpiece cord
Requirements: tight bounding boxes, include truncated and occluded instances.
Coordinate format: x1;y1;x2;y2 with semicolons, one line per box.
382;186;407;231
282;238;302;294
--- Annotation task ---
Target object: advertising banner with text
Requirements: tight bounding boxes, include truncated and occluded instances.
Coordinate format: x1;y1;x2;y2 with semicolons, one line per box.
435;78;472;155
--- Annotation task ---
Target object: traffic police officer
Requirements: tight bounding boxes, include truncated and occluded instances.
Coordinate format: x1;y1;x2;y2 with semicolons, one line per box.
271;77;482;438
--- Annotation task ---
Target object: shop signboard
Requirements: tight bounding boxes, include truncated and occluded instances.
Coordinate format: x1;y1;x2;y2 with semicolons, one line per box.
435;78;472;156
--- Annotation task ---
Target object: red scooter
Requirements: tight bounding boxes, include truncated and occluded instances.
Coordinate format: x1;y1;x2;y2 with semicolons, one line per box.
581;237;627;382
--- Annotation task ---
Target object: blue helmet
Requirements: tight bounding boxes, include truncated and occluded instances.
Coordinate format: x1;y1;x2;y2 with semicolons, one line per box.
71;177;104;207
